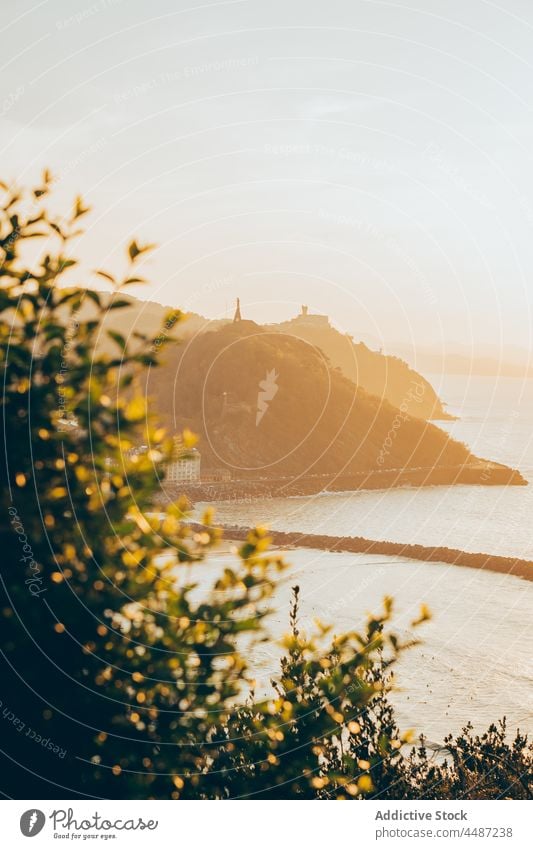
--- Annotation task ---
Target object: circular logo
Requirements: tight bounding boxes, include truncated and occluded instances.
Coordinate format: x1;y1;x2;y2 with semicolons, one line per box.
20;810;46;837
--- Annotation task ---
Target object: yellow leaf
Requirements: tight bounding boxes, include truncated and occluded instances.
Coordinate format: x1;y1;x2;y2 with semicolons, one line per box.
50;486;67;499
357;775;374;793
182;428;197;448
125;397;146;422
122;551;140;567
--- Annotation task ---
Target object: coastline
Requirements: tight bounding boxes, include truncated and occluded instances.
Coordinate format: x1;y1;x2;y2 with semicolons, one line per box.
190;523;533;583
162;462;527;503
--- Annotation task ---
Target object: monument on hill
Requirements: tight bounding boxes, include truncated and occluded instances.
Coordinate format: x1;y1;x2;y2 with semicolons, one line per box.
294;304;330;327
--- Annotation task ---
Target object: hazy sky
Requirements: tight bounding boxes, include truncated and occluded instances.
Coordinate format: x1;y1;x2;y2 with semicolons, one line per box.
3;0;533;360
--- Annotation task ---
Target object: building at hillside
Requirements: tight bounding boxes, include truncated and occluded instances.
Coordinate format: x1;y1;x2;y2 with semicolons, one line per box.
165;446;201;483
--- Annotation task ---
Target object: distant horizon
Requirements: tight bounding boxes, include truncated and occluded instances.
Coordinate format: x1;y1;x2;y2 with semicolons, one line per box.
89;282;533;375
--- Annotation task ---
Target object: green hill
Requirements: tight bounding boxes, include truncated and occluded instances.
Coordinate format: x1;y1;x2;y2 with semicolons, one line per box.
271;310;452;421
147;320;470;478
84;293;451;421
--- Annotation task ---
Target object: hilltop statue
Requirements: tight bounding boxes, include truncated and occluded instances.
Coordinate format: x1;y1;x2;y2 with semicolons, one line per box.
233;297;242;322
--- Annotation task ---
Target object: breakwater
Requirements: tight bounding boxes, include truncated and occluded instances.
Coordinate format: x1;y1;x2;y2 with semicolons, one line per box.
188;523;533;582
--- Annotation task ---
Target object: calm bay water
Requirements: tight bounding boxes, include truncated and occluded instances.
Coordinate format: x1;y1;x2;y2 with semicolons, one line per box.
202;375;533;559
196;374;533;741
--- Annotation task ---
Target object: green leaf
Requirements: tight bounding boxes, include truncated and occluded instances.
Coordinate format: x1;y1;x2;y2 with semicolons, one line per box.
128;240;155;262
95;270;115;284
84;289;102;307
107;329;127;351
121;277;146;286
73;196;90;219
59;258;77;271
107;298;132;309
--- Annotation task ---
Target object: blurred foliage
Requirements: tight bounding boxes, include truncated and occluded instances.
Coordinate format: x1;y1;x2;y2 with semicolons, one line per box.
0;177;530;800
402;721;533;800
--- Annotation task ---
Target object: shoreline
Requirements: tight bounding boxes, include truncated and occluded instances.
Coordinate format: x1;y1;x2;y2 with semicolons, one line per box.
162;463;527;503
189;523;533;583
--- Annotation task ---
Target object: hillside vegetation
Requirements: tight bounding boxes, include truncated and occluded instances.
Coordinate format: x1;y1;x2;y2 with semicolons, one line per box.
82;293;451;421
148;320;470;477
273;315;452;420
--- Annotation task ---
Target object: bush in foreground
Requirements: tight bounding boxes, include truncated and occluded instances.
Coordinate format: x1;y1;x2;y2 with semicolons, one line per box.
1;177;530;799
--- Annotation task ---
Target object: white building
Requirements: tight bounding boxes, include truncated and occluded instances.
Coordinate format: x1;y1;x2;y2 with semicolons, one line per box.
165;447;201;483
